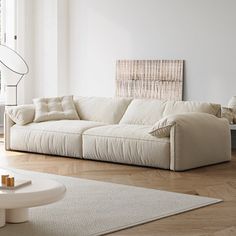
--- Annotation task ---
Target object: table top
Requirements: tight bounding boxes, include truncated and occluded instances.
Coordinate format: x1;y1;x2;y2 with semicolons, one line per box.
0;169;66;209
230;124;236;130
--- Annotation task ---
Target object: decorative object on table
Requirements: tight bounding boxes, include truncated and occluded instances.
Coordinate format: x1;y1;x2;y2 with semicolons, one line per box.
6;177;14;187
1;175;9;185
0;174;31;189
0;44;29;106
221;107;234;124
228;96;236;109
227;96;236;123
116;60;184;100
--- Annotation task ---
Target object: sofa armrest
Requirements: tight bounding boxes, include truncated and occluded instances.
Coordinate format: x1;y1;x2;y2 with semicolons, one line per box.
4;104;35;150
4;112;15;150
169;113;231;171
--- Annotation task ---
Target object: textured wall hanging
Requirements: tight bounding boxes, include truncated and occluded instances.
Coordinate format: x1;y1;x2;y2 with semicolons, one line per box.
115;60;184;100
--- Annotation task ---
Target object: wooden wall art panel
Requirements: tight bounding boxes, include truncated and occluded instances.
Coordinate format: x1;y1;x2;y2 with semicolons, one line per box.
115;60;184;100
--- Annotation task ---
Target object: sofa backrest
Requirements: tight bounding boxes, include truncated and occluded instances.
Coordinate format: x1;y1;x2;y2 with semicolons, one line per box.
162;101;221;118
74;96;132;124
119;99;221;125
119;99;166;125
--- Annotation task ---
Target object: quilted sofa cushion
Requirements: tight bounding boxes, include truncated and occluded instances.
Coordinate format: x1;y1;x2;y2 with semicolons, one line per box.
120;99;221;125
33;96;79;122
82;124;170;169
10;120;105;157
74;96;132;124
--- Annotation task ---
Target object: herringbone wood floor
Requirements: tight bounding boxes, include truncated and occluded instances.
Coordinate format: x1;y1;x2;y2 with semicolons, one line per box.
0;143;235;236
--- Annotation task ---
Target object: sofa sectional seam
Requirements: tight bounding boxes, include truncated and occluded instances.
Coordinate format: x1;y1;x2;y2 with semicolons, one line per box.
12;127;86;135
83;133;170;144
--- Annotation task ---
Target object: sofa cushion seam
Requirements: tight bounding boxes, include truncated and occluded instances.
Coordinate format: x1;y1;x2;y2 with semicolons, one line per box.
83;133;169;144
12;127;85;135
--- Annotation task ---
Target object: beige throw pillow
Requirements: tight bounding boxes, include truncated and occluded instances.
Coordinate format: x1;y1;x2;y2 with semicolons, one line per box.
6;105;35;125
33;96;79;122
149;115;176;138
149;112;219;138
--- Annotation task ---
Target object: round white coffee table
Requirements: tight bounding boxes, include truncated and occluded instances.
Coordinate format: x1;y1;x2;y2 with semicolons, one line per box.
0;178;66;227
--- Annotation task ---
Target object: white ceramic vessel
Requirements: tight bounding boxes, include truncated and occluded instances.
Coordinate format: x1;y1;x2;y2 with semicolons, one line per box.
0;178;66;227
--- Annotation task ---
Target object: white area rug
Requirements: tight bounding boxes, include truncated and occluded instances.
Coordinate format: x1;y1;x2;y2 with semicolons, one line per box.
0;168;221;236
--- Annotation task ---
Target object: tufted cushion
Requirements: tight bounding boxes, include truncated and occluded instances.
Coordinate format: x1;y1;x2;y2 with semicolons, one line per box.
33;96;79;122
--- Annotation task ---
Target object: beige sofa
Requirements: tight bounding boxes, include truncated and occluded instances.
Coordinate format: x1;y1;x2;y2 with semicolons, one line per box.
5;97;231;171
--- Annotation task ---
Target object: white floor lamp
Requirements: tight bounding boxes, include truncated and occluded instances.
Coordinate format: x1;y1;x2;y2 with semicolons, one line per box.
0;44;29;106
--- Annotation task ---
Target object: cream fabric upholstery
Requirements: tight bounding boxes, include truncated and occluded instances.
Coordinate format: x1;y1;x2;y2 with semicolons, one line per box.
83;125;170;169
4;113;15;150
120;99;221;125
149;112;219;138
119;99;166;125
74;96;132;124
163;101;221;118
33;96;79;122
169;113;231;171
5;97;231;171
10;120;104;157
6;105;35;125
149;115;176;138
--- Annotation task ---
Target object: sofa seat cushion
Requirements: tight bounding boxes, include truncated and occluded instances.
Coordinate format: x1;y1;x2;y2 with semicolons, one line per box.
83;125;170;169
10;120;105;157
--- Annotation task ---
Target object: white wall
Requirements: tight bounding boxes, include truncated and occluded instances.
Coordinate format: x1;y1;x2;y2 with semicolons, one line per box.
17;0;69;104
17;0;34;105
32;0;58;98
68;0;236;105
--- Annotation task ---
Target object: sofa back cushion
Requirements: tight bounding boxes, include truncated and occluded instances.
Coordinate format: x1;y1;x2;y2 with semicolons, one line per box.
74;96;132;124
33;95;79;122
120;99;221;125
163;101;221;118
119;99;166;125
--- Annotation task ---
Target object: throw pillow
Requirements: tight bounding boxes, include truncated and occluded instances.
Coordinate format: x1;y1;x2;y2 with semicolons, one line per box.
149;116;176;138
6;105;35;125
33;95;79;122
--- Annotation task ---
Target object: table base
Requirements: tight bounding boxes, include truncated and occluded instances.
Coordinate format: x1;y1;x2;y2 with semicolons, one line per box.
0;208;29;227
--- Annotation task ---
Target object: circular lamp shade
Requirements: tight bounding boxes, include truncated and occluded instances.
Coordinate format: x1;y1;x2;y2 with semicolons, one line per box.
228;96;236;109
0;45;29;75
